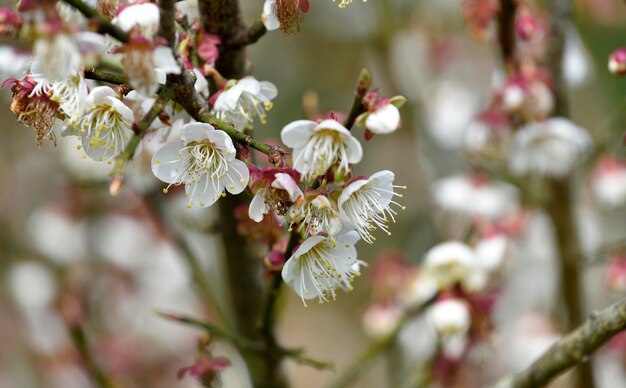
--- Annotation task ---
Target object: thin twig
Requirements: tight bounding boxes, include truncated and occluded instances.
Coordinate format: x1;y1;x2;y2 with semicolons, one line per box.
343;68;372;129
494;297;626;388
497;0;517;73
227;20;267;48
84;68;126;85
109;88;173;188
67;321;116;388
198;114;276;156
62;0;129;42
156;310;263;351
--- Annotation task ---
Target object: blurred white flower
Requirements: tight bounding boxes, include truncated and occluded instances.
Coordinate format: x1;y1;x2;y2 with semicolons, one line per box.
421;241;479;290
8;261;57;311
475;234;509;273
432;174;520;220
400;273;439;308
428;299;471;359
281;119;362;181
358;97;406;135
212;77;277;131
563;27;592;88
34;32;81;82
71;86;134;161
508;117;591;177
114;3;160;38
362;303;404;339
338;170;405;243
282;231;363;305
151;122;250;208
28;205;88;264
121;42;181;96
591;156;626;207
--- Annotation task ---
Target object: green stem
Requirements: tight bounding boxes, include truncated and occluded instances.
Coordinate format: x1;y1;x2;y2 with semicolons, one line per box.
84;68;126;85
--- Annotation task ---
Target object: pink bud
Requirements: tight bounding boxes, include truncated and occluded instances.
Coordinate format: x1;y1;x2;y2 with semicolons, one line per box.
264;250;285;272
515;10;542;41
608;48;626;76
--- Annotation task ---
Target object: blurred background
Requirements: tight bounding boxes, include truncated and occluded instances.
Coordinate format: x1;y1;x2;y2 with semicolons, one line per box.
2;0;626;387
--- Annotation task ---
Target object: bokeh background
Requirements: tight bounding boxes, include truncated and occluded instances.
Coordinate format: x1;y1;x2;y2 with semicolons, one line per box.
2;0;626;387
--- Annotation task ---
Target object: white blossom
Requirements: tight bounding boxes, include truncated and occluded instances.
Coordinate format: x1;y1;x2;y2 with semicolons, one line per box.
432;175;519;220
508;117;591;177
364;103;401;134
300;195;342;236
248;172;304;222
281;119;362;181
338;170;404;243
212;77;277;131
282;231;363;305
70;86;134;161
114;3;160;38
33;32;81;82
591;157;626;207
421;241;479;291
151;122;250;208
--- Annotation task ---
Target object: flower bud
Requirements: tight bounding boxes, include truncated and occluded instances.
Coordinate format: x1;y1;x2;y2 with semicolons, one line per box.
515;10;542;41
608;48;626;76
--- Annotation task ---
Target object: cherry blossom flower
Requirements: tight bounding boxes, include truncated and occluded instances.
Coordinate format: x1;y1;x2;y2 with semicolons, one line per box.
30;61;88;125
609;48;626;76
114;3;160;38
591;156;626;207
338;170;405;243
431;174;519;220
151;123;250;208
248;169;303;222
3;75;59;145
508;117;592;177
299;194;342;236
33;29;81;82
281;119;362;181
71;86;134;161
421;242;479;291
428;298;471;359
282;231;363;305
212;77;277;131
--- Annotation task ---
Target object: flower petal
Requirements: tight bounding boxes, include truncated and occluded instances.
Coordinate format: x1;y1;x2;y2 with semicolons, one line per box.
280;120;315;148
221;158;250;194
248;189;269;222
181;122;215;143
186;174;222;207
151;142;185;183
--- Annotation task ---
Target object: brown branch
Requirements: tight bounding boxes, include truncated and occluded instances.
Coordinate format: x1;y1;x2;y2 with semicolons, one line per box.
157;0;177;48
542;0;594;386
497;0;517;73
226;20;268;48
495;297;626;387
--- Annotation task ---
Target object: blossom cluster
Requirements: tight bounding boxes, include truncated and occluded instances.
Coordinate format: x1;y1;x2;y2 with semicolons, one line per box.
1;0;407;308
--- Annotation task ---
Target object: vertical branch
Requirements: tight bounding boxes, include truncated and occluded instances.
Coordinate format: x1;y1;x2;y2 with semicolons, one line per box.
543;0;594;386
158;0;177;48
497;0;517;73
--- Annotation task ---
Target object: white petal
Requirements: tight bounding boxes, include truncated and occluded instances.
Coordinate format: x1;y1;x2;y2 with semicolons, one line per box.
365;104;400;134
151;142;185;184
314;119;352;137
344;135;363;164
186;174;222;207
153;46;181;74
280;120;316;148
181;122;215;143
281;255;323;301
262;0;280;31
86;86;116;106
221;158;250;194
249;189;269;222
292;235;326;258
272;173;303;202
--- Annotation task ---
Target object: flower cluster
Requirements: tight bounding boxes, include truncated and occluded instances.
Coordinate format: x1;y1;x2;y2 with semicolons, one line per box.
1;0;406;309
